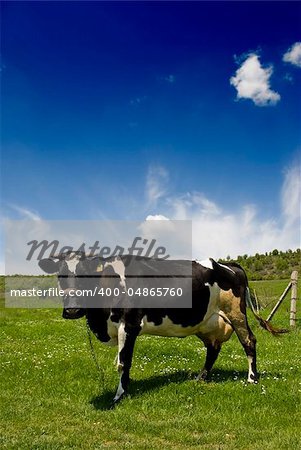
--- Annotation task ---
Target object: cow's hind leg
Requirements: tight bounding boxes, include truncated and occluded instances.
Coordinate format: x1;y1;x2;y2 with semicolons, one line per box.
242;327;258;383
197;340;221;381
113;325;140;404
221;289;259;383
230;319;258;383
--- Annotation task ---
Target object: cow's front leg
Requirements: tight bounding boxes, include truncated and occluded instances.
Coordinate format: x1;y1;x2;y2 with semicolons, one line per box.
197;341;221;381
116;322;126;372
113;325;140;404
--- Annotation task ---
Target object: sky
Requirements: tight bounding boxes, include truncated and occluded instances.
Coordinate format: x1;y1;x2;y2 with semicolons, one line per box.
1;1;301;272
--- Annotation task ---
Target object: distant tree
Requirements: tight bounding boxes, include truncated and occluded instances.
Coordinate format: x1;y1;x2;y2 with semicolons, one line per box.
276;258;288;271
254;260;263;271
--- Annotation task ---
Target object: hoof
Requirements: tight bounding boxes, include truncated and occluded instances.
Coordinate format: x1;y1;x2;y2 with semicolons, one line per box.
196;370;208;381
247;374;259;384
112;391;126;406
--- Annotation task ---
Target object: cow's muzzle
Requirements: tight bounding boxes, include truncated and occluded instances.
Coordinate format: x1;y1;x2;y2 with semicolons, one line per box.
62;308;85;320
62;293;85;319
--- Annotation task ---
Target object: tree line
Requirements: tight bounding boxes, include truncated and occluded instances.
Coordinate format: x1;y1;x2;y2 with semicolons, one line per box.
220;248;300;280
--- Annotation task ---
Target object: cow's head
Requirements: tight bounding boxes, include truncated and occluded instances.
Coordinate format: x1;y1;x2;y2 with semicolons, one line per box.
38;252;99;319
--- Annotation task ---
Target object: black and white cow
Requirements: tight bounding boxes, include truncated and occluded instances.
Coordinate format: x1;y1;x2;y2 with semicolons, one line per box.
39;253;280;404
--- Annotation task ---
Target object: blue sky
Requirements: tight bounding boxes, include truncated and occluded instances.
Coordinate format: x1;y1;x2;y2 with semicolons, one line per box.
1;2;300;266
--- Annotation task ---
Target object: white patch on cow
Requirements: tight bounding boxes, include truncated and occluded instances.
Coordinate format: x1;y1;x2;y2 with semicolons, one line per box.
104;257;127;289
117;323;126;371
247;355;256;383
113;376;125;402
66;254;81;274
139;282;222;338
140;315;201;337
217;262;235;274
196;258;213;270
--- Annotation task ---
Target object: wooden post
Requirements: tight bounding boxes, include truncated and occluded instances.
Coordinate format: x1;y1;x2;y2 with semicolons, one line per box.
267;281;292;322
290;271;298;327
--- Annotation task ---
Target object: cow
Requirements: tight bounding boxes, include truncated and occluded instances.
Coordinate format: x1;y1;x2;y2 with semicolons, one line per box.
38;252;282;404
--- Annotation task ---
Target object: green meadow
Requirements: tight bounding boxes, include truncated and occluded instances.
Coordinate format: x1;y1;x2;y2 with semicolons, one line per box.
1;279;300;449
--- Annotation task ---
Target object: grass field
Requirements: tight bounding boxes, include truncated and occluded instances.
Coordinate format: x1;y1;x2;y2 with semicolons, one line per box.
1;279;300;449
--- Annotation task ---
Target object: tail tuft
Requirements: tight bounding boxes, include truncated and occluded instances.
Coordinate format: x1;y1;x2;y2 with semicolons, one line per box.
257;317;288;336
246;287;289;336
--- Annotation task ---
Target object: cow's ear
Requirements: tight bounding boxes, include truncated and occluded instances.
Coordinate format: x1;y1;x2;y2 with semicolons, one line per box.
38;258;59;274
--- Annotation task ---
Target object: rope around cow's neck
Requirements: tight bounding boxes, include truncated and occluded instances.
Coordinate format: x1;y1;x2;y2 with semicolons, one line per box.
85;320;105;391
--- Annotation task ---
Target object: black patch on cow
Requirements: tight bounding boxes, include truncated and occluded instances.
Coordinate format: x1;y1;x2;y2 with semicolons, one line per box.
129;261;212;328
144;290;210;327
86;309;111;342
219;261;249;313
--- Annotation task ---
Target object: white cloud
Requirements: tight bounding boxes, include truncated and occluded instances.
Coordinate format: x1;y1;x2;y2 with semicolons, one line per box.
281;163;301;227
140;215;174;235
9;204;41;221
146;166;169;207
146;214;170;221
283;42;301;68
0;205;42;274
139;216;189;258
146;163;300;259
230;54;280;106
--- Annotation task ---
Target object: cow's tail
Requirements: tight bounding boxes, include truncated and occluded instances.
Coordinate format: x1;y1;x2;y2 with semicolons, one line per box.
245;287;288;335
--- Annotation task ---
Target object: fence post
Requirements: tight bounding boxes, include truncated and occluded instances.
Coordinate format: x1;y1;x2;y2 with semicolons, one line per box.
267;281;292;322
290;271;298;327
